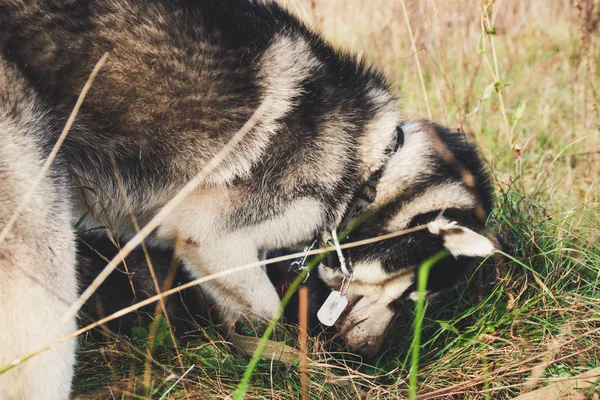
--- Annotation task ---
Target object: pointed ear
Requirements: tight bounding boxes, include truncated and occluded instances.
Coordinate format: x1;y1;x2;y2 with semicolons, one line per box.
428;219;496;258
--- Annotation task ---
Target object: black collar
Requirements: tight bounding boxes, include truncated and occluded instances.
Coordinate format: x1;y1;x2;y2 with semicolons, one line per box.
337;124;404;231
286;124;404;276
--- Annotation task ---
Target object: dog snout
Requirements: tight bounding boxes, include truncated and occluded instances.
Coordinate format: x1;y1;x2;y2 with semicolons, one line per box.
346;336;385;358
340;318;387;358
336;296;396;357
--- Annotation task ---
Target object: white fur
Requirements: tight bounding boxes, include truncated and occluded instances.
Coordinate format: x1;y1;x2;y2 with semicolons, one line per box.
158;192;324;326
428;218;496;258
357;87;401;180
177;234;281;328
0;274;76;400
385;182;476;231
0;81;77;400
237;197;324;250
349;260;395;285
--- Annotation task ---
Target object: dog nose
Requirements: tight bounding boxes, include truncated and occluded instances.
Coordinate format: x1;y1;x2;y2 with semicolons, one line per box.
350;339;383;359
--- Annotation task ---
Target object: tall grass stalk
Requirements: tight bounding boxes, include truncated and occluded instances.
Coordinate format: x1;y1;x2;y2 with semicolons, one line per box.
408;250;450;400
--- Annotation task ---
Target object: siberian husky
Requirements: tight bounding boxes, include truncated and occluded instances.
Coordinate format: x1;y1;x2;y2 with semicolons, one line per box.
0;0;496;398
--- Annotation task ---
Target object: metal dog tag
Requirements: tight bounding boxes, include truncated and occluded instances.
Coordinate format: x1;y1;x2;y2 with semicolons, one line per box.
317;291;348;326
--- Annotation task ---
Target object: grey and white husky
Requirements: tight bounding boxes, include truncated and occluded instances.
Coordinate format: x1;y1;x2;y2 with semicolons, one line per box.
0;0;496;398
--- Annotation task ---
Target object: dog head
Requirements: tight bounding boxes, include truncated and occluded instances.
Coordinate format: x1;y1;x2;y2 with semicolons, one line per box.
319;120;496;357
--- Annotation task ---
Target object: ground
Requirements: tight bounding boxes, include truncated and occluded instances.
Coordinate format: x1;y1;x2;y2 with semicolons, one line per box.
70;0;599;399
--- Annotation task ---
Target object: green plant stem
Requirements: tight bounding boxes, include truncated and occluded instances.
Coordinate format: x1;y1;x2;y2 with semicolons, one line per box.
233;253;325;400
408;250;450;400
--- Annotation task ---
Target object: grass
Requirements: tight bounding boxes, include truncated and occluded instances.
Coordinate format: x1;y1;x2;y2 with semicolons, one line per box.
69;0;599;399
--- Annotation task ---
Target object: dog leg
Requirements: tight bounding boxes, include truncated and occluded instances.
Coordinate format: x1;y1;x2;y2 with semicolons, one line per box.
0;158;77;399
176;234;281;332
0;159;77;399
0;57;77;400
0;270;77;400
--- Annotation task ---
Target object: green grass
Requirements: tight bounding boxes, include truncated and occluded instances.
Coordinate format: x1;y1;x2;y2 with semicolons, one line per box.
71;1;599;398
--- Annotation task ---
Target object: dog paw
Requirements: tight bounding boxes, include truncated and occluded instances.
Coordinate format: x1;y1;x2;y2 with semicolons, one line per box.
220;300;280;336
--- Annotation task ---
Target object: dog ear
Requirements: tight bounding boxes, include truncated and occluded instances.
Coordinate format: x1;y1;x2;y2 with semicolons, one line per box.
428;219;496;258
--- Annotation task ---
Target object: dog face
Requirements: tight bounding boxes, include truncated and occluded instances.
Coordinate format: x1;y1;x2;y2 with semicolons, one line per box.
319;120;497;357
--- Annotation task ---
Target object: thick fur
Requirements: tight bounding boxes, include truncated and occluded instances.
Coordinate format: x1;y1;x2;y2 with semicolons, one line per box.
0;58;75;400
0;0;496;397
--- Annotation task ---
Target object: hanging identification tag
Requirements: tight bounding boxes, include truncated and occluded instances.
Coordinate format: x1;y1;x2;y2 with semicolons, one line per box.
317;290;348;326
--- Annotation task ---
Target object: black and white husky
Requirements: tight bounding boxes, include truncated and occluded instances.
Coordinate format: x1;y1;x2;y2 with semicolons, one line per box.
0;0;496;397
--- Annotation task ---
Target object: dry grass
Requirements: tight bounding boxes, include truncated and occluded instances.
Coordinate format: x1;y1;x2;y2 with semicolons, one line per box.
67;1;600;399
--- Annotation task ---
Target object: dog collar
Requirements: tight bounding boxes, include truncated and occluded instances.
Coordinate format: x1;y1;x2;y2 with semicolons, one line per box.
288;125;404;325
285;124;403;278
338;124;403;230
